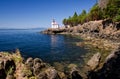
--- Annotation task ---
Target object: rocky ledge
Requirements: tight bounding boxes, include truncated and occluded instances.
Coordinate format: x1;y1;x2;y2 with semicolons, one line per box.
87;46;120;79
0;46;120;79
42;19;120;41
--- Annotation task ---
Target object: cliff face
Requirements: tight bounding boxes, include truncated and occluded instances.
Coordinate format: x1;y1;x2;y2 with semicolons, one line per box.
98;0;109;9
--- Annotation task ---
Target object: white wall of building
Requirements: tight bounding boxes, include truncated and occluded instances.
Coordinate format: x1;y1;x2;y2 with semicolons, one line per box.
51;20;59;28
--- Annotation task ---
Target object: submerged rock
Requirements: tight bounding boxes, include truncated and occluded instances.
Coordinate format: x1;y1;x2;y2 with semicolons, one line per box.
87;52;101;70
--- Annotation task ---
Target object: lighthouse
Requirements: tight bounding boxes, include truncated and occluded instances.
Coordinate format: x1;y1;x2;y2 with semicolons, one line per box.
51;19;59;28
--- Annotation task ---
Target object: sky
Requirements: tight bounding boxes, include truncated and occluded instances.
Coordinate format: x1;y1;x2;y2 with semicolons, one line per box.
0;0;97;29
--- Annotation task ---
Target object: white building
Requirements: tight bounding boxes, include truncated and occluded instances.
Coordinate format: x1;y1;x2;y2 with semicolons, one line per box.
51;19;59;28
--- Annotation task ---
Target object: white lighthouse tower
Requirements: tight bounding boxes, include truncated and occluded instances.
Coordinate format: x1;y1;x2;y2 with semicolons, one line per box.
51;19;59;28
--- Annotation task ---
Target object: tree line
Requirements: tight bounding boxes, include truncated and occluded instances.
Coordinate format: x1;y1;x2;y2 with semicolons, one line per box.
63;0;120;27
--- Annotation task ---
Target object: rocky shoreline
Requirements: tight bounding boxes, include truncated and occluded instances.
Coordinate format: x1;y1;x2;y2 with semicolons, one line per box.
0;49;83;79
42;19;120;65
0;19;120;79
42;19;120;41
41;19;120;59
40;19;120;79
0;46;120;79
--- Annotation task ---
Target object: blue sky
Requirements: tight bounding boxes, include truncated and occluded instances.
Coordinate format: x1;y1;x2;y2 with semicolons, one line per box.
0;0;97;29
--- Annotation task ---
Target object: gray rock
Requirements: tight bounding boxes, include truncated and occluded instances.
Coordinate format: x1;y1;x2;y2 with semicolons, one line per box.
45;68;60;79
87;52;101;70
98;0;109;9
33;67;40;76
87;46;120;79
37;72;47;79
34;58;42;65
25;57;33;67
6;75;15;79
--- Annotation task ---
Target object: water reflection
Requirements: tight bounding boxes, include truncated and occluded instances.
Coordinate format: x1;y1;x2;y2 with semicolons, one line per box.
50;35;65;55
51;35;58;48
0;29;89;66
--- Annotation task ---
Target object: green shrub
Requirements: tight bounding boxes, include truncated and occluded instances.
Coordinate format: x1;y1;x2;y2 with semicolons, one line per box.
113;15;120;22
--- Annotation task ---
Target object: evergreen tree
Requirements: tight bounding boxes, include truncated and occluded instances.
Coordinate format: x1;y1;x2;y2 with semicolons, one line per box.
63;18;67;25
78;10;87;24
72;12;79;26
73;12;78;18
89;4;102;20
62;0;120;26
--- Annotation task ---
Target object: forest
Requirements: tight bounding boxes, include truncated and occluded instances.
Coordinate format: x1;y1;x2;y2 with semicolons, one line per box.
63;0;120;27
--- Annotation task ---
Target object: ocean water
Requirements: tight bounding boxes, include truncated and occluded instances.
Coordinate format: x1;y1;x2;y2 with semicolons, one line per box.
0;29;88;64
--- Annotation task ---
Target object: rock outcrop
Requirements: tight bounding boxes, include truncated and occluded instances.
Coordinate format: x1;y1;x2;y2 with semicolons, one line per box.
0;53;16;79
42;19;120;41
87;53;101;70
98;0;109;9
40;19;120;79
87;46;120;79
1;46;120;79
41;28;66;34
25;57;61;79
0;50;83;79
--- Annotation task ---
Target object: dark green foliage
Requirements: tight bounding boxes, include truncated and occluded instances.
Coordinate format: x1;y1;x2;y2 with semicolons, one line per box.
62;12;79;27
62;11;87;27
63;18;67;25
113;15;120;22
72;12;79;26
78;10;87;24
62;0;120;26
102;0;120;22
73;12;78;18
89;4;103;20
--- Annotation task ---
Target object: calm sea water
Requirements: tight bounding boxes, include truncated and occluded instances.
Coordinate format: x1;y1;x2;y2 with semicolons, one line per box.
0;29;88;64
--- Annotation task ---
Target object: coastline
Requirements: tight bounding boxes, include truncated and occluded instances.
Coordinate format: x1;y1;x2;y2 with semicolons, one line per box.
0;45;120;79
0;19;120;79
42;19;120;55
40;19;120;78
